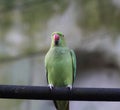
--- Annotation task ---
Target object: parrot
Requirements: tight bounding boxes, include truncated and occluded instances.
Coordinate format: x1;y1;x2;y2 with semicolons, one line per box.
45;32;76;110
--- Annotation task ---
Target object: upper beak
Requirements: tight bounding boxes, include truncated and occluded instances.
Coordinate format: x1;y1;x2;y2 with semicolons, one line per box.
54;34;59;45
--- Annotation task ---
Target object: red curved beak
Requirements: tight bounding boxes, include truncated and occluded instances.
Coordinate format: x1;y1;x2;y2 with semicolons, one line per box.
54;34;59;45
54;34;59;41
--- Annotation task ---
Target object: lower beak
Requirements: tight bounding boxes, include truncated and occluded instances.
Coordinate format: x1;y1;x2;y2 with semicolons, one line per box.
55;40;59;45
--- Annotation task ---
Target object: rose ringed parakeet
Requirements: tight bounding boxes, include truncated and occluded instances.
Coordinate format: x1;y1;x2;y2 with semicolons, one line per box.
45;32;76;110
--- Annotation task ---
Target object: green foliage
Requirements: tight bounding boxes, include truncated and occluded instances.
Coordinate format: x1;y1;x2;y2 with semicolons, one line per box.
0;0;69;36
0;0;15;11
1;0;119;35
0;54;10;60
0;0;14;35
76;0;120;33
21;0;69;34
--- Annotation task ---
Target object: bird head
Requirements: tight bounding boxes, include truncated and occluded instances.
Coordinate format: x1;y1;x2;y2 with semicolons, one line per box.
51;32;66;47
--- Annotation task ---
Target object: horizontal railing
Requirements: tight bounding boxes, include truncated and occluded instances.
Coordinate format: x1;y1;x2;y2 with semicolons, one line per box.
0;85;120;101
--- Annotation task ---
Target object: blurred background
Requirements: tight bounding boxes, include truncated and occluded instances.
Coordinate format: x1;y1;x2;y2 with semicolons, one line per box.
0;0;120;110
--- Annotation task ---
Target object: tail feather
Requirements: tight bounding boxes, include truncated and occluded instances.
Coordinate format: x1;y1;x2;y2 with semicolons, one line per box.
53;100;58;109
53;100;69;110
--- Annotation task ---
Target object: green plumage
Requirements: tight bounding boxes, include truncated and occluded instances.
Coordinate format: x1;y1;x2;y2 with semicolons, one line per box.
45;32;76;110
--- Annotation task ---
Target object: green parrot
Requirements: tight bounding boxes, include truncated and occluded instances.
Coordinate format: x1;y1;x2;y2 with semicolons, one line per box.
45;32;76;110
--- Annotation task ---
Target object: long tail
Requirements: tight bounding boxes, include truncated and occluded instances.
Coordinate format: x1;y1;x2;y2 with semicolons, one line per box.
53;100;69;110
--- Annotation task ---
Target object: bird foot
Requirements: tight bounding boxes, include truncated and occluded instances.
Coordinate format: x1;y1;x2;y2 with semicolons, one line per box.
48;84;54;90
66;85;72;90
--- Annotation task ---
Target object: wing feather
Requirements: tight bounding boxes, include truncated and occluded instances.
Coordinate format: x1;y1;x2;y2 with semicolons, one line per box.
45;55;49;84
70;50;76;82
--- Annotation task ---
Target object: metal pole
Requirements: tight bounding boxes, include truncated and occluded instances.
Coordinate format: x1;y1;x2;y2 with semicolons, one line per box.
0;85;120;101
